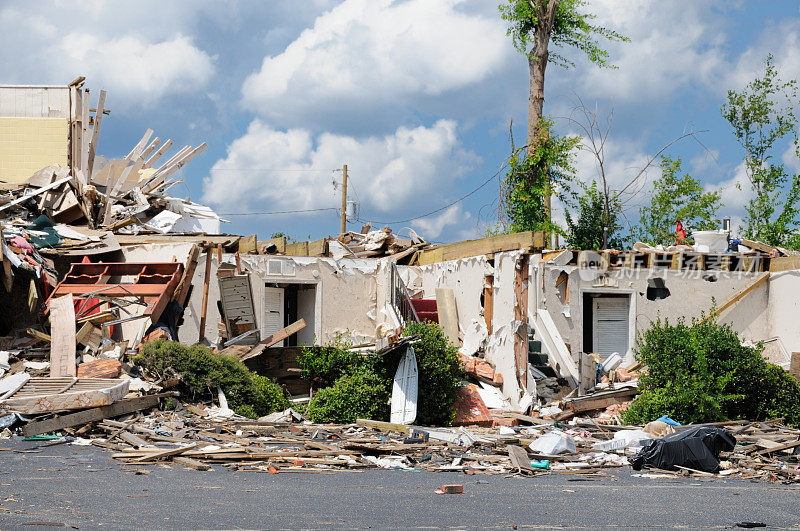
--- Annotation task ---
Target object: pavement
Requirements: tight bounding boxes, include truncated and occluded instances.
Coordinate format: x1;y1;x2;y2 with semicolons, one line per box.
1;437;799;529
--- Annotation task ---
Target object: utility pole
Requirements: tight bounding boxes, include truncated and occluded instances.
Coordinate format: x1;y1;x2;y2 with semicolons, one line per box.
340;164;348;235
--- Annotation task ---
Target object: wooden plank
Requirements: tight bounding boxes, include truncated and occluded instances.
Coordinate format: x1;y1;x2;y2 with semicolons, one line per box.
435;288;459;347
140;137;161;161
514;255;529;387
754;438;800;456
238;234;258;254
143;139;173;169
198;246;213;343
241;319;307;361
769;256;800;272
118;431;149;449
49;294;76;377
0;177;73;213
741;239;776;254
308;238;328;257
710;272;770;319
285;241;309;256
355;418;411;435
173;244;201;306
507;444;534;474
133;443;197;462
417;231;545;266
22;394;165;437
173;456;211;471
86;89;106;180
791;352;800;381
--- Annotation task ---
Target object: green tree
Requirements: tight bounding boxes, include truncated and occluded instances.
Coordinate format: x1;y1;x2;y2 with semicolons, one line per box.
722;54;800;247
565;180;625;249
499;0;627;230
503;119;580;234
635;156;721;247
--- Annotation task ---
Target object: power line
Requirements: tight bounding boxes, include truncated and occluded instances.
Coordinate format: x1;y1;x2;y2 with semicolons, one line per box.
221;207;339;216
357;166;503;225
209;168;336;172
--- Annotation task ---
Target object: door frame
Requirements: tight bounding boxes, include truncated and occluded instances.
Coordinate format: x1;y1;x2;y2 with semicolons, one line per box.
260;279;322;346
580;288;636;362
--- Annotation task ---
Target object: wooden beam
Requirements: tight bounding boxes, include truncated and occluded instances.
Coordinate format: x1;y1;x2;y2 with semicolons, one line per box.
435;288;459;347
710;272;770;319
140;137;161;161
173;244;201;307
49;294;76;377
198;246;213;343
417;231;546;266
143;139;173;169
769;256;800;272
241;319;307;360
514;255;529;388
0;177;73;213
483;275;493;334
22;393;168;437
86;89;106;181
133;443;197;462
79;91;90;175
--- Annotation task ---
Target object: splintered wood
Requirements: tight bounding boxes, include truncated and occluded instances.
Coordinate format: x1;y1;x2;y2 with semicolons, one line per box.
48;294;76;377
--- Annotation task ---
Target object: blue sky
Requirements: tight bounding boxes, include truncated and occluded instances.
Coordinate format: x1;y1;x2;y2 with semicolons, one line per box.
3;0;800;243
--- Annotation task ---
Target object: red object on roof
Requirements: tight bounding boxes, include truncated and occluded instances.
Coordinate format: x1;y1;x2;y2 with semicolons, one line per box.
676;220;687;243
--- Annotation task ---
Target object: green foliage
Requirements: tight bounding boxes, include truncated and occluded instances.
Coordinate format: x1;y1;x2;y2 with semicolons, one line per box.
634;156;721;247
623;315;800;427
133;340;289;418
299;334;363;388
498;0;628;68
722;54;800;248
403;321;465;426
307;366;391;424
301;322;464;426
504;119;580;234
565;180;626;249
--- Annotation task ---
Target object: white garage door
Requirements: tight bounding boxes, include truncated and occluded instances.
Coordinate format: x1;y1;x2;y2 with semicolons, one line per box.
592;296;629;358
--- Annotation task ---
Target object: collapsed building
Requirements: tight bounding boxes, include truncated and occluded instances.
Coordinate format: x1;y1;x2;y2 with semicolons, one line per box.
2;79;800;427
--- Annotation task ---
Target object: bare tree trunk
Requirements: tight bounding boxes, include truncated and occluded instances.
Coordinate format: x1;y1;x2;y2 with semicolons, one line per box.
526;0;559;243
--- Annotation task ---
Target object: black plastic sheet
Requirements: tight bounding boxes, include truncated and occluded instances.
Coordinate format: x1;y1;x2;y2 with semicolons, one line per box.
632;425;736;473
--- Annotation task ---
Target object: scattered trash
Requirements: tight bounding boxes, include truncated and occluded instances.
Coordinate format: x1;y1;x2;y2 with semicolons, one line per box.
435;484;463;495
529;430;576;455
632;425;736;473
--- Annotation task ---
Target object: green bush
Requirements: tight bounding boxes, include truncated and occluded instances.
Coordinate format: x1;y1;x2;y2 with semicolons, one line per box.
403;321;465;426
300;321;464;426
298;334;366;388
133;339;289;418
624;315;800;427
307;366;391;423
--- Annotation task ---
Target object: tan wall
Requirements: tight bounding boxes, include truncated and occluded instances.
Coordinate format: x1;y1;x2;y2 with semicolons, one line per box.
0;117;69;182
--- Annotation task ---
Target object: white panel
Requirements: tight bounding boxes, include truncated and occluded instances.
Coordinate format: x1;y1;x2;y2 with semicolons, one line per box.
592;297;629;358
262;286;285;345
219;275;258;344
0;87;69;118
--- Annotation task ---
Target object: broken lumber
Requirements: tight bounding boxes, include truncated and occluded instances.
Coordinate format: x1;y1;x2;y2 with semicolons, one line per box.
22;393;173;437
240;319;307;361
133;443;196;462
709;272;770;319
49;294;76;377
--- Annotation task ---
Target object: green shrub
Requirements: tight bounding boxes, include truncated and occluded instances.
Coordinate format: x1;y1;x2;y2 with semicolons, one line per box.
300;321;464;426
307;366;391;423
403;321;465;426
624;315;800;427
133;339;289;418
299;334;367;388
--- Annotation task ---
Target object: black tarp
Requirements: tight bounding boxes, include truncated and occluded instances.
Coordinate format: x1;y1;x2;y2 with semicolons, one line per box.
632;425;736;473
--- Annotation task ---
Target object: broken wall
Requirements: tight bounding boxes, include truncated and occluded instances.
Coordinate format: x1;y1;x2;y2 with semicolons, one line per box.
540;265;768;367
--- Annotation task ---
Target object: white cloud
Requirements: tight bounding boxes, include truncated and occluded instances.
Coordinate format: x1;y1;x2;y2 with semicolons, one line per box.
57;34;214;104
411;204;470;239
241;0;509;121
561;0;727;101
726;21;800;93
202;119;478;217
0;3;215;105
705;161;751;230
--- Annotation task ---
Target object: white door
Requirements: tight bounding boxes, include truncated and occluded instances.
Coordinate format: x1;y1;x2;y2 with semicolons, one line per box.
592;296;629;358
262;286;285;345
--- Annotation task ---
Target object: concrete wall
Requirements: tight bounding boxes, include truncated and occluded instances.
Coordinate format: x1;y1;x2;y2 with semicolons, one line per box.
539;264;766;366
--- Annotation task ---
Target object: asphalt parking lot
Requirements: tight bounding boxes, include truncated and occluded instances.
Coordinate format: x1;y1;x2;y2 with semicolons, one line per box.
1;437;799;529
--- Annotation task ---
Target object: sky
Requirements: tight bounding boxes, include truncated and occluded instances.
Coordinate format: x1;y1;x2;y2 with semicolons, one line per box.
3;0;800;244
